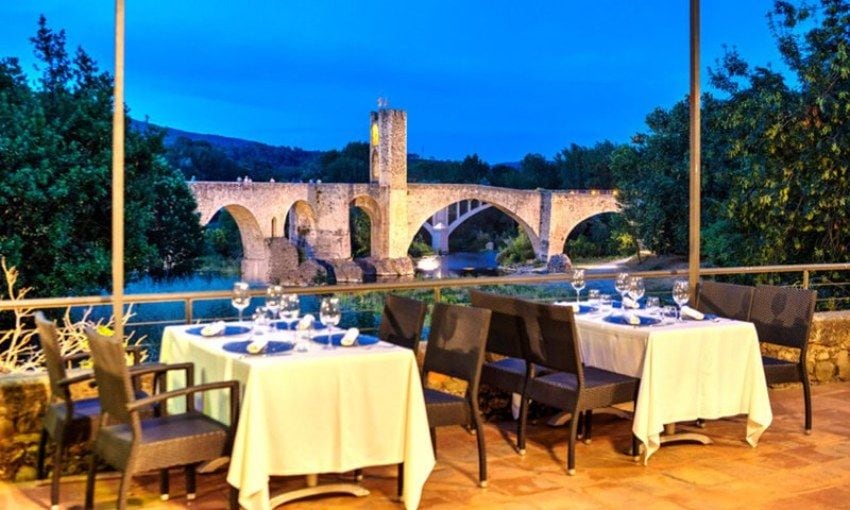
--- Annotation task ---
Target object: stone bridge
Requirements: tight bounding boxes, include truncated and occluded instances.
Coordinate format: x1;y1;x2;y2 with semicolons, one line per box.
187;109;620;281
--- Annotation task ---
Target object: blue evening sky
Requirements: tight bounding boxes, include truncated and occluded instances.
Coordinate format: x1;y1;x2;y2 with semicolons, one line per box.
1;1;785;163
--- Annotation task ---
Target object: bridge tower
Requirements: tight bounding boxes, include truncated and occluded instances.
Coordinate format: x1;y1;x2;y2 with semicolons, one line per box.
369;108;409;259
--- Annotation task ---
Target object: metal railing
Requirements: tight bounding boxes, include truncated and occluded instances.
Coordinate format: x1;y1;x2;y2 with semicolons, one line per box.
2;262;849;330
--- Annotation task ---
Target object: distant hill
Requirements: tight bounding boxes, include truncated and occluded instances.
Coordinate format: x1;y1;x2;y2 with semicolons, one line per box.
131;119;323;182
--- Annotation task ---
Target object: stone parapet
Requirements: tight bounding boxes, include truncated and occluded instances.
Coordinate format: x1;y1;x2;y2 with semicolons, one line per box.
761;310;850;383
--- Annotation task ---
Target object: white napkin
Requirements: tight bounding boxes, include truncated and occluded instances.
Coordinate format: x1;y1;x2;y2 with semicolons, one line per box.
340;327;359;347
554;301;580;311
626;313;641;325
201;321;225;337
297;314;315;331
681;306;705;320
622;297;639;309
246;337;268;354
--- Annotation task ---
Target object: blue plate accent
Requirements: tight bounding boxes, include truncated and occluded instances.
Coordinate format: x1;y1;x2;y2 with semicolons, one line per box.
222;340;294;355
686;313;718;321
186;325;251;337
312;333;380;347
603;314;661;326
273;320;327;331
612;301;646;310
578;304;598;314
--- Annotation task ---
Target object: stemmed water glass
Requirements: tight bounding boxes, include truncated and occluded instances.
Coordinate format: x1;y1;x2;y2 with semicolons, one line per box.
571;269;586;303
231;281;250;323
646;296;661;321
628;276;645;309
266;284;283;320
281;293;300;327
672;280;690;321
319;297;341;347
614;272;630;310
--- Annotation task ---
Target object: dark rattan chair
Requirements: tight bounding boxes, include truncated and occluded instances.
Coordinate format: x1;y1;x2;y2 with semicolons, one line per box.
696;280;754;320
749;285;817;434
83;326;241;510
34;312;148;510
469;290;532;452
377;294;428;352
421;302;491;487
516;300;639;475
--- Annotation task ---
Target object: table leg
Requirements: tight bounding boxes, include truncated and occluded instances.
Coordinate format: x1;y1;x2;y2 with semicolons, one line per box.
659;423;713;446
268;475;369;508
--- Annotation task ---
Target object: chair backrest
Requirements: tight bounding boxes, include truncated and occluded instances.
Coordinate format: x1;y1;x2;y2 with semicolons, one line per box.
518;300;584;383
377;294;428;351
422;303;491;393
469;290;526;359
749;285;817;351
84;326;137;425
696;280;754;320
34;312;67;400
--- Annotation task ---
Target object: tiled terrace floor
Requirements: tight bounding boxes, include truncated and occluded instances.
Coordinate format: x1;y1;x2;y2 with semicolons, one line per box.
4;382;850;509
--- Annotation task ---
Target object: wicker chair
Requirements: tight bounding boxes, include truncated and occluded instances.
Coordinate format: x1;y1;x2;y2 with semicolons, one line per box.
469;290;532;452
34;312;150;510
421;303;491;487
377;294;428;352
516;300;639;475
83;326;240;510
696;280;754;320
749;285;817;434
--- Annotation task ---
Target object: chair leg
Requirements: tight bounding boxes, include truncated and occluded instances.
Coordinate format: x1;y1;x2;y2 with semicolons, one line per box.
50;431;64;510
84;452;97;510
160;468;170;500
186;464;197;500
397;463;404;498
353;468;363;482
567;408;580;476
117;469;133;510
473;416;488;488
631;434;641;461
229;485;239;510
517;395;529;455
583;410;593;444
36;429;48;480
802;370;813;434
430;428;437;457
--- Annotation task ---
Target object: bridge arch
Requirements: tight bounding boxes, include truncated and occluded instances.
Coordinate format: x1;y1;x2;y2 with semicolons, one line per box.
282;200;318;258
407;197;541;258
202;204;267;280
351;195;383;258
551;205;622;259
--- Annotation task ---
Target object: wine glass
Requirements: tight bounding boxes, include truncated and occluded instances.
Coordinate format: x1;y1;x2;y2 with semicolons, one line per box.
231;281;250;323
281;293;300;327
266;284;283;319
251;306;271;338
672;280;690;321
571;269;586;303
614;272;630;310
319;297;341;347
647;296;661;320
628;276;645;309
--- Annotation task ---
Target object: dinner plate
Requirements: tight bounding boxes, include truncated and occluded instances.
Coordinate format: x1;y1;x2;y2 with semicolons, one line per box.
312;333;380;347
186;325;251;337
603;314;661;326
554;303;598;314
222;340;294;355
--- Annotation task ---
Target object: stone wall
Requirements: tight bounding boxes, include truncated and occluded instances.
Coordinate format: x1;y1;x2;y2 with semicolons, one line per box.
762;310;850;383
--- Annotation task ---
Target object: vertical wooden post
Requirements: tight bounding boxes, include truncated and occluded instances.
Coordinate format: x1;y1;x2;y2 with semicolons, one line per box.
688;0;701;296
112;0;126;339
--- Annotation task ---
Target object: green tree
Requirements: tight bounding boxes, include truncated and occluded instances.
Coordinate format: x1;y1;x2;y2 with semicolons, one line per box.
0;16;204;296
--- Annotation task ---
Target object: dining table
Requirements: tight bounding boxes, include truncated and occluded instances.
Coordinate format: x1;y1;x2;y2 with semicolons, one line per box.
159;321;435;510
569;305;773;462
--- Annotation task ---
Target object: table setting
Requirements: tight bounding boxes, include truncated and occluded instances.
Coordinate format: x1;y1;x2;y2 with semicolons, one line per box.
159;281;435;510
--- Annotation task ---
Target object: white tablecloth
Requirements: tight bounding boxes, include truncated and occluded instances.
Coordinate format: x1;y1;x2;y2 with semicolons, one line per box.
574;314;773;461
160;325;435;510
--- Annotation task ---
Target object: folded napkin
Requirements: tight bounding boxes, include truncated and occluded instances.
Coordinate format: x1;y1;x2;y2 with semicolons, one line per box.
200;321;226;337
626;312;642;325
622;297;639;309
340;327;360;347
681;306;704;321
297;314;315;330
554;301;580;311
246;337;268;354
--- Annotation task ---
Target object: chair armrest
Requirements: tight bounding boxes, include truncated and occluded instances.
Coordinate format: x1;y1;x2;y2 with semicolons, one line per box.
126;380;240;414
125;361;193;380
61;352;92;364
57;371;95;388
